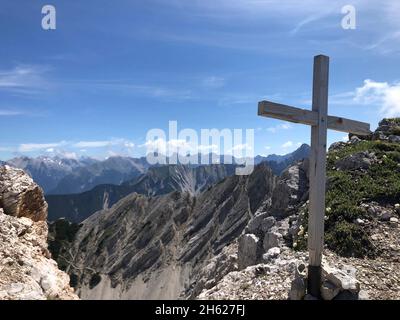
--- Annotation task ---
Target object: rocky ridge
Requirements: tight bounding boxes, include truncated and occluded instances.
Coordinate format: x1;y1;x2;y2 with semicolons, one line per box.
0;166;78;300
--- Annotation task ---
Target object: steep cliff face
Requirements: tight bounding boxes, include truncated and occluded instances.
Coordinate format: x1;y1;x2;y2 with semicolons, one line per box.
63;163;276;299
0;166;78;300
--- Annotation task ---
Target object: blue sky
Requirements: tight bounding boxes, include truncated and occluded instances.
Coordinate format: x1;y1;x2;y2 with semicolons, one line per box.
1;0;400;160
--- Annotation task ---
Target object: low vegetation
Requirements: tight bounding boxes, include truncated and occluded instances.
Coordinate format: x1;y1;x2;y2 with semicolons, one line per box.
295;139;400;258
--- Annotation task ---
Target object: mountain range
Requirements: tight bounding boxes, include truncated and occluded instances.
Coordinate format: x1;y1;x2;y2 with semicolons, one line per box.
5;144;310;196
5;156;149;195
44;145;309;223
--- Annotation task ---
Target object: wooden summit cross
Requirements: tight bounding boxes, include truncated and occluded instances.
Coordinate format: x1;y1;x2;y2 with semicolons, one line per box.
257;55;371;298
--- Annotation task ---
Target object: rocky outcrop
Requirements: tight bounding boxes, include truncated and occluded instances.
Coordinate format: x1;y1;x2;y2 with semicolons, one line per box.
269;159;309;217
0;166;78;300
198;247;308;300
335;151;378;171
238;234;259;269
0;166;47;222
371;118;400;141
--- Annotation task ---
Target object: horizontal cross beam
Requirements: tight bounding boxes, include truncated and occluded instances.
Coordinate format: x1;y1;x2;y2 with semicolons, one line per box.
258;101;371;136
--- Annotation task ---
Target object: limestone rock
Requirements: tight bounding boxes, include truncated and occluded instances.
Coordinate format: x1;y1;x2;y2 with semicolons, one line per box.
389;217;399;227
320;280;340;300
335;151;377;171
262;247;281;262
388;135;400;143
289;262;307;300
380;210;392;221
269;160;309;217
358;290;370;300
189;243;238;298
322;264;360;293
0;165;47;222
0;166;78;300
261;216;276;233
0;209;78;300
238;234;259;270
328;141;347;152
263;232;282;252
245;212;269;234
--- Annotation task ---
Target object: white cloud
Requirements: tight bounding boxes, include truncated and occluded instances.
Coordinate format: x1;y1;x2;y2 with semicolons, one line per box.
265;146;271;150
73;139;135;149
18;142;65;152
354;79;400;117
267;123;292;133
73;140;113;148
14;139;135;155
281;141;294;148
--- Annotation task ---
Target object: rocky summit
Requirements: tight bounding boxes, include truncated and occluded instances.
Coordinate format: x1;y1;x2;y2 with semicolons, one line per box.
0;166;78;300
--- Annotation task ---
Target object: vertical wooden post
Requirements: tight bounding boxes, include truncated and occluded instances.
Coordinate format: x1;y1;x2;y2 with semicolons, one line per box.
307;55;329;297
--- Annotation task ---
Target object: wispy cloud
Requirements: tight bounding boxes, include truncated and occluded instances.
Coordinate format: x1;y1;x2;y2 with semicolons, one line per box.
0;109;26;116
12;138;135;155
289;9;333;35
0;65;50;94
202;76;225;88
70;80;193;101
18;142;66;153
